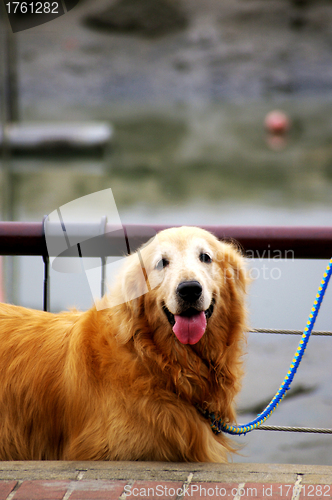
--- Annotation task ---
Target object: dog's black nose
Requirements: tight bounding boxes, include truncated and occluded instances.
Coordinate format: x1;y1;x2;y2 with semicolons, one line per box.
176;281;202;303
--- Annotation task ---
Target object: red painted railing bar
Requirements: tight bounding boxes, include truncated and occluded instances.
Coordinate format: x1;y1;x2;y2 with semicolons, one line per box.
0;222;331;259
0;222;46;256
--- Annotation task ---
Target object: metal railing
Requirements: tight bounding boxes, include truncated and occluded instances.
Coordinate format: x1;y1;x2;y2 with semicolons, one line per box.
0;221;332;435
1;221;332;258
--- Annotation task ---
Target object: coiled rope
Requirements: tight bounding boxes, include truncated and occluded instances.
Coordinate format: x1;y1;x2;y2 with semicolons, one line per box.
200;257;332;436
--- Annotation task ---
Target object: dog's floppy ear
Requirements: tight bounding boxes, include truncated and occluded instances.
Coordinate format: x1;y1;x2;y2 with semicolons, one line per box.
107;251;151;345
216;240;248;293
119;251;151;307
117;232;164;306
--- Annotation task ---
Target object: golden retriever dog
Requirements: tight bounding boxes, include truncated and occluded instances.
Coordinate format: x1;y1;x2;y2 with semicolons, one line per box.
0;226;247;462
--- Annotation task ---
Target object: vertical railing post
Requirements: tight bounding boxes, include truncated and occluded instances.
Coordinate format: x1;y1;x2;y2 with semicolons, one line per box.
100;216;107;298
42;216;50;312
42;254;50;312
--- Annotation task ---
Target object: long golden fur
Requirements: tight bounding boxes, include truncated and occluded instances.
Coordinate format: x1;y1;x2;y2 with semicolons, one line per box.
0;226;247;462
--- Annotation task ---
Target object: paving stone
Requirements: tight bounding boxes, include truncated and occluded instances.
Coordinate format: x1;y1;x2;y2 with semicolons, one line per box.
130;480;183;500
302;475;332;485
188;482;237;500
82;469;189;482
192;471;298;485
0;462;80;481
69;479;127;500
243;483;286;500
12;480;71;500
0;481;17;500
300;484;332;499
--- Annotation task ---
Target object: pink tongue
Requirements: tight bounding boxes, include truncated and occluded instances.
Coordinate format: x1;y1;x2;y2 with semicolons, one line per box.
172;311;207;345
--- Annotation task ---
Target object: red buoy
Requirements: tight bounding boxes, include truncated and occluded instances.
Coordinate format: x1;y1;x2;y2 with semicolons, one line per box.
265;110;290;135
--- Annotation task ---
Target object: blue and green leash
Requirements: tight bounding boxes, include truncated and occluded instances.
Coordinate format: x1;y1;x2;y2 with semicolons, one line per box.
199;257;332;436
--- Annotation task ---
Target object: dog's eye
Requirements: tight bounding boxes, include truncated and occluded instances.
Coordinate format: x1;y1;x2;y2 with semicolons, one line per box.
155;258;169;271
199;253;212;264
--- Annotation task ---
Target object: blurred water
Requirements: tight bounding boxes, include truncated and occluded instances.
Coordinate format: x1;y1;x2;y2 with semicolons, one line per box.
1;104;332;465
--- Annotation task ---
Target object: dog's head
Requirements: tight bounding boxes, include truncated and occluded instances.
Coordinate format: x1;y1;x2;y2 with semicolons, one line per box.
108;226;247;351
105;226;248;418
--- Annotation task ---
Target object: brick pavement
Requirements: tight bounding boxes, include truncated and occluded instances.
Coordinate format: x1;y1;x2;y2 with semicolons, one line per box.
0;462;331;500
